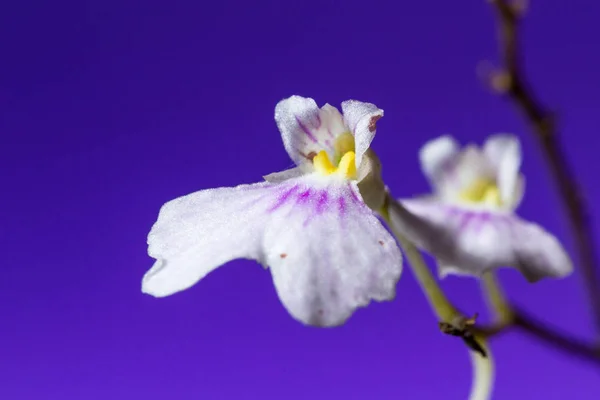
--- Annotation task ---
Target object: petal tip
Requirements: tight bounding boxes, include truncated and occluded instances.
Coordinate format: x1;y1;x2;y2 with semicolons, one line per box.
141;258;196;298
275;95;316;115
141;261;171;297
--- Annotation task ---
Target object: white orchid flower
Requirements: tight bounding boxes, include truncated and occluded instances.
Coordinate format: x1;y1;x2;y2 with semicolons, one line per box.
388;134;573;282
142;95;403;327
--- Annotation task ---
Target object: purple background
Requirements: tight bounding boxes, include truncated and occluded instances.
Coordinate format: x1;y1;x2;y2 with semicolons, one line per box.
2;0;599;399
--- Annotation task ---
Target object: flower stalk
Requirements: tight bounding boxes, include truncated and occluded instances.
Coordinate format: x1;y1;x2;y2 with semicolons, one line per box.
481;272;514;325
381;196;457;322
469;338;494;400
381;194;494;400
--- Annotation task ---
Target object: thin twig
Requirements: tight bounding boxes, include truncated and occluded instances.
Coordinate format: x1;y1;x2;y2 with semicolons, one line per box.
474;307;600;366
488;0;600;339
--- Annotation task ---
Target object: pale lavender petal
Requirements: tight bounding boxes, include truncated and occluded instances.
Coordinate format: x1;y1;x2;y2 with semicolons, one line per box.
143;182;275;297
275;96;346;169
265;178;402;326
418;135;460;193
483;134;523;208
320;104;348;138
143;174;403;327
389;197;573;282
341;100;384;168
448;146;496;194
419;136;498;200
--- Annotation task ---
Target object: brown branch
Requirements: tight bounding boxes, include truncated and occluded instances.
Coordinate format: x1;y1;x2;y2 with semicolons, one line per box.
488;0;600;339
474;308;600;366
514;308;600;365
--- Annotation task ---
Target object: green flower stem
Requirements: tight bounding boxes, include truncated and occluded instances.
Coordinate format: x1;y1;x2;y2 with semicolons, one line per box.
381;197;457;322
381;195;495;400
482;272;514;325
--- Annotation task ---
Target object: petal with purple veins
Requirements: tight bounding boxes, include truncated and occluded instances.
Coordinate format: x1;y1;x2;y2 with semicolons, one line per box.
275;96;347;170
143;174;403;327
389;197;573;282
265;178;402;326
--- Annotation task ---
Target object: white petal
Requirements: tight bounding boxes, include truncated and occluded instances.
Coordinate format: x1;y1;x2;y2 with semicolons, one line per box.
143;174;402;327
451;146;496;191
341;100;384;168
264;178;402;326
419;137;496;200
483;134;523;207
142;182;273;297
320;104;348;138
275;96;345;169
263;167;303;183
419;134;460;192
389;197;573;282
511;218;573;282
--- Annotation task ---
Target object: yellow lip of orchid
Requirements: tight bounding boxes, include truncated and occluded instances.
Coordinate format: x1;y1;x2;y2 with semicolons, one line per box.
312;131;358;180
457;177;503;207
313;150;357;179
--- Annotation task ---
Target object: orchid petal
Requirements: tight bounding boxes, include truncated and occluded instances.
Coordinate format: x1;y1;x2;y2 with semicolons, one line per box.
483;134;522;207
143;182;273;297
419;137;496;200
144;175;402;327
341;100;384;168
320;104;348;139
265;179;402;326
451;146;496;191
419;134;460;193
264;167;303;183
389;197;573;282
275;96;345;170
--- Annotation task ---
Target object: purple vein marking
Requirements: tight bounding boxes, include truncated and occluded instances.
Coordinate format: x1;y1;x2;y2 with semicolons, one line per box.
315;191;329;214
296;188;313;205
457;211;475;232
445;206;463;218
349;187;362;204
472;213;492;233
296;188;316;227
337;196;347;216
295;115;318;143
463;212;490;233
268;185;300;212
315;113;322;129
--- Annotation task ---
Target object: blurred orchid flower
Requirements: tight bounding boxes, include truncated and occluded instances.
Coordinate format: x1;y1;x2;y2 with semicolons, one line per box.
142;95;402;327
388;134;573;282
